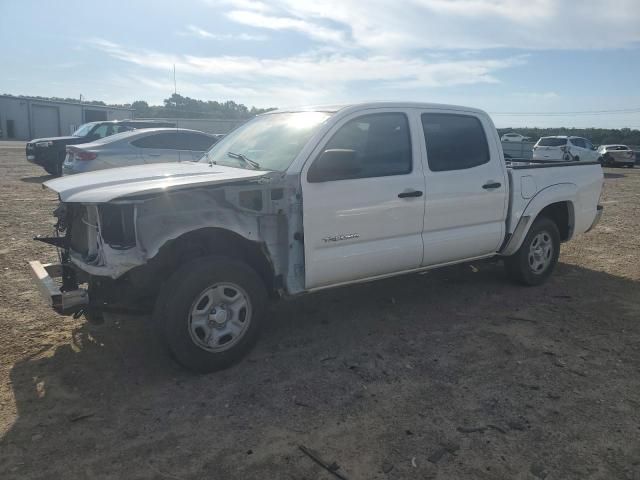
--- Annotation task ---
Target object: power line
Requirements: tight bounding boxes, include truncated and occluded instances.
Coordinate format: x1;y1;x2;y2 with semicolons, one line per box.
490;107;640;116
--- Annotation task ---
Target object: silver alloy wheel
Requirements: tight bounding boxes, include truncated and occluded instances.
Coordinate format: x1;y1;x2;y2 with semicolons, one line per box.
188;282;252;352
528;231;553;274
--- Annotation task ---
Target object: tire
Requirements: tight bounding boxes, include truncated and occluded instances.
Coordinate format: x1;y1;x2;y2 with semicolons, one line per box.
504;217;560;286
573;156;580;163
44;153;64;176
155;256;267;373
44;162;61;176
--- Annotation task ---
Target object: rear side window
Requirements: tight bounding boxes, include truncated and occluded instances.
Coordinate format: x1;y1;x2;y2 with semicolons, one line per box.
315;112;412;180
421;113;490;171
92;124;115;138
538;137;567;147
173;132;216;151
131;133;179;149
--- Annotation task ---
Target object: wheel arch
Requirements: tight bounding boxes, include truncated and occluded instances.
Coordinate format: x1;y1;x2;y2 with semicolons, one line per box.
127;227;278;299
501;184;576;256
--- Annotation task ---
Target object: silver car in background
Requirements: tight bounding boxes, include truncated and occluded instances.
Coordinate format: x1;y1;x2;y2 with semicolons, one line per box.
62;128;222;175
597;144;636;168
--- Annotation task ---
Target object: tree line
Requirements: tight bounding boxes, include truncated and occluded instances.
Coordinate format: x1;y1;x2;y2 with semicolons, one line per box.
497;127;640;146
131;94;275;120
2;93;274;120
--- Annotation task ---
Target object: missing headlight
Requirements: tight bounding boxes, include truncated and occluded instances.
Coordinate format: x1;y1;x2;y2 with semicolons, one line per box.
99;204;136;249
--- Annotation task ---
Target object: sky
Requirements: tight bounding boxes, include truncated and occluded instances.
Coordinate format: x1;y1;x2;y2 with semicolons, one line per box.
0;0;639;128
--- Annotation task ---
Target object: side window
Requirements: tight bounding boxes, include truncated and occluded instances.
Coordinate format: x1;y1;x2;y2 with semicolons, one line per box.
131;133;178;149
421;113;490;171
92;124;111;138
571;138;586;148
174;132;216;151
308;112;411;182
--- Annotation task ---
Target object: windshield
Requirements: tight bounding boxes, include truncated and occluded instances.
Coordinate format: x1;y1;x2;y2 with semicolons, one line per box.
538;137;567;147
72;123;96;137
200;111;332;171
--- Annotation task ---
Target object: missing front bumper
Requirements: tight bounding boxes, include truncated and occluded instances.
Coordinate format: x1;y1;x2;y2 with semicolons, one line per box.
28;261;88;314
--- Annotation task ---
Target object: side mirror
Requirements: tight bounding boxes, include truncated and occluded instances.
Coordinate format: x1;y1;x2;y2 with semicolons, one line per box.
307;149;360;183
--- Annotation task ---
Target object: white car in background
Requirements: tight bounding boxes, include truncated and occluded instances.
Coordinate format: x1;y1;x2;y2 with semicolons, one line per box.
532;136;598;163
597;145;636;168
62;128;222;175
501;132;530;142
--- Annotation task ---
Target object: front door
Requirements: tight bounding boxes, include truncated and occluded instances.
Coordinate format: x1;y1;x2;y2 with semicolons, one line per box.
419;110;508;266
301;110;426;289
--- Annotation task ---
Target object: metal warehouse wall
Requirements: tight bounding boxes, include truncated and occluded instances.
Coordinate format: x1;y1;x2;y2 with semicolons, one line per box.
0;96;134;140
0;97;30;140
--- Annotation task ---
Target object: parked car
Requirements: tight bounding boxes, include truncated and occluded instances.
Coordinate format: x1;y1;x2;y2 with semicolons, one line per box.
26;119;176;176
30;102;603;373
501;132;530;142
532;136;598;162
597;144;636;168
62;128;222;175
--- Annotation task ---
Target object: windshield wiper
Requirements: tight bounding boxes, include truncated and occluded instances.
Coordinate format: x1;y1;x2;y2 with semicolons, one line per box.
227;151;260;170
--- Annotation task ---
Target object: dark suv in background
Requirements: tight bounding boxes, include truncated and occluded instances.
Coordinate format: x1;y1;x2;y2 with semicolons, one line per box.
26;119;176;176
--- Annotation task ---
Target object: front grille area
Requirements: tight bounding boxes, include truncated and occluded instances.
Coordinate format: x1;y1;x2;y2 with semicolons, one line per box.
67;204;89;256
99;204;136;248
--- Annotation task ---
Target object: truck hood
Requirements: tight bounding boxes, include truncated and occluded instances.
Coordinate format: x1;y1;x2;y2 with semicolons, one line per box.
44;162;269;203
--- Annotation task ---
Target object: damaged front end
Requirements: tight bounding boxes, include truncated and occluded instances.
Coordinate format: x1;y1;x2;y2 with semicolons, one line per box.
30;201;146;315
29;170;306;316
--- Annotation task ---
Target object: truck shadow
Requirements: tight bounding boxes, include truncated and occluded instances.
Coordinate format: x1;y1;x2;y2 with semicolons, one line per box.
603;172;626;179
20;174;55;184
2;261;639;478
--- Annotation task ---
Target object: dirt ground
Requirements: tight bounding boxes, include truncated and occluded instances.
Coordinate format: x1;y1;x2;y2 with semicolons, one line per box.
0;141;639;480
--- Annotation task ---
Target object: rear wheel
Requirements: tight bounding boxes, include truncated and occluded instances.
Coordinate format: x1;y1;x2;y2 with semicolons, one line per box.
155;256;267;373
505;217;560;286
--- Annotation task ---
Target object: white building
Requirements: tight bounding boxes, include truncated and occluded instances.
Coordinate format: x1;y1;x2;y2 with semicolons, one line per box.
0;95;134;140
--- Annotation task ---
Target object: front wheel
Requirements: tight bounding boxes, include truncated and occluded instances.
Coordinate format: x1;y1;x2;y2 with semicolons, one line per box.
155;256;267;373
504;217;560;286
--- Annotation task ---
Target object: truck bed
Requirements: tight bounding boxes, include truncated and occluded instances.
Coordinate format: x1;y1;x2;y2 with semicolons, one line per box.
506;159;600;169
505;159;603;244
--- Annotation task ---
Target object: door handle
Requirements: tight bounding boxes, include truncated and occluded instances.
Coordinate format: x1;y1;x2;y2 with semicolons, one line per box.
482;182;501;189
398;190;423;198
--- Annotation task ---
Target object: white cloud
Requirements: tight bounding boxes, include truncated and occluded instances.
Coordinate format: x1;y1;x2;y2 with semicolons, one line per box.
180;25;267;41
223;0;640;51
226;10;346;45
86;0;640;110
91;39;523;86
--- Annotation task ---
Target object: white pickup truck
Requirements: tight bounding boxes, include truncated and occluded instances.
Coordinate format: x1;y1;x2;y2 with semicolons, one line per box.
30;102;603;372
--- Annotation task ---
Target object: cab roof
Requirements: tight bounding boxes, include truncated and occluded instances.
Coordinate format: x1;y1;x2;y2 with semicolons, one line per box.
270;102;488;115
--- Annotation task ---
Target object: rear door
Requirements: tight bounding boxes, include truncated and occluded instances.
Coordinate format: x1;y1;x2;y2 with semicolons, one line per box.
419;110;508;266
301;109;426;289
